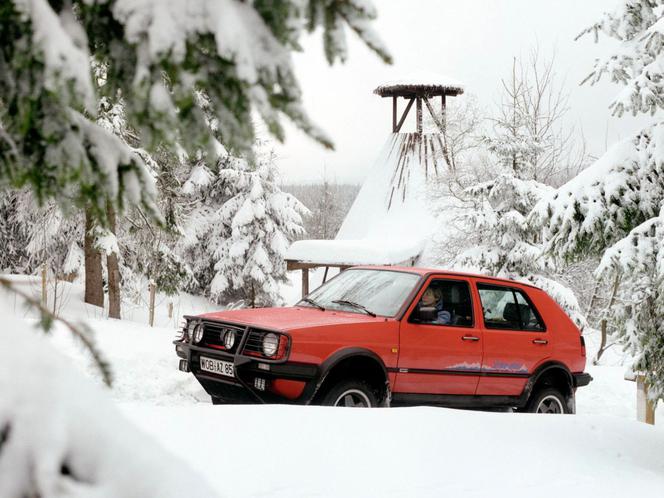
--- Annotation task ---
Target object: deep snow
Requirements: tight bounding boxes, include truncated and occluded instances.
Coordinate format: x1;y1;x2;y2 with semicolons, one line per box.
2;274;664;497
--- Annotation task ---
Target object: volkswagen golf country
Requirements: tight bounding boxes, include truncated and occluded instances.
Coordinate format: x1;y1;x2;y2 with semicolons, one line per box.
174;266;591;413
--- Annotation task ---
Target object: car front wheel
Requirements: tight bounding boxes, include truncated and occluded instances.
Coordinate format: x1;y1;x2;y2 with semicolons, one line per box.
321;380;378;407
526;387;571;414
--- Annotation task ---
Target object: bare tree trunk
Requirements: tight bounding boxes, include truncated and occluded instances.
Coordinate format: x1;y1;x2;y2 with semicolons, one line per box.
106;203;121;319
594;274;621;365
84;208;104;307
41;262;47;308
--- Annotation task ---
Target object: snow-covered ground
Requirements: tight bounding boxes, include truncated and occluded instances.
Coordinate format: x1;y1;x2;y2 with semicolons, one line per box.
2;274;664;497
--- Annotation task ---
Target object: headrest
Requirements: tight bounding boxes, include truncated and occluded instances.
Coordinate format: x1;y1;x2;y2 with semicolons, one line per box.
502;302;530;324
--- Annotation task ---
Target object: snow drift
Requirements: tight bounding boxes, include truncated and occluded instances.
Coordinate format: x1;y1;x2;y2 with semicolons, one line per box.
0;316;219;498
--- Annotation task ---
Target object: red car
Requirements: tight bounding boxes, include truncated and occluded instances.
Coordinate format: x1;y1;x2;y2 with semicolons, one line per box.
175;266;591;413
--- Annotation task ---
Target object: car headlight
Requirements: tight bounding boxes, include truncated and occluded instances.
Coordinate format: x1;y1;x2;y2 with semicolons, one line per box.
187;320;197;337
174;328;185;341
223;329;236;349
262;333;279;357
193;322;204;344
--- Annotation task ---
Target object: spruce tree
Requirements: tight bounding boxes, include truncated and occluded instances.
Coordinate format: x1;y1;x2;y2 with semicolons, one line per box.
183;145;307;307
533;1;664;399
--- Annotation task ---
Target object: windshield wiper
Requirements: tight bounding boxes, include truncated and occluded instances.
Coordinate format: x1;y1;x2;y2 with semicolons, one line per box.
331;300;376;317
300;297;325;311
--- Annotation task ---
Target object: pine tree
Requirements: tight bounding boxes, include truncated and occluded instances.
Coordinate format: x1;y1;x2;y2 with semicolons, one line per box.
533;1;664;399
183;146;307;307
0;0;390;224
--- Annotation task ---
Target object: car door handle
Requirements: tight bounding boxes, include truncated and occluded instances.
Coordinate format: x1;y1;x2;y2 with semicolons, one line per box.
462;335;480;341
532;339;548;345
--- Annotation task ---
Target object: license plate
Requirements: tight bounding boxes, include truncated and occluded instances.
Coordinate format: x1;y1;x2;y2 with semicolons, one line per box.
200;356;234;378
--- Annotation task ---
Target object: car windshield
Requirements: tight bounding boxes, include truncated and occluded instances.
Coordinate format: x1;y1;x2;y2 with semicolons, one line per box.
297;269;421;317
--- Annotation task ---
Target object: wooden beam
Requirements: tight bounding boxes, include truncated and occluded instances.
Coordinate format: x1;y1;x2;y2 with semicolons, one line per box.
416;97;423;135
441;94;447;137
301;268;309;298
392;96;397;132
395;98;415;133
322;266;329;284
286;259;358;271
423;96;445;133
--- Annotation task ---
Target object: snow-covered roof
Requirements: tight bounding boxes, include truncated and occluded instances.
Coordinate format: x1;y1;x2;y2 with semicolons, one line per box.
286;133;439;266
374;71;465;97
286;239;424;266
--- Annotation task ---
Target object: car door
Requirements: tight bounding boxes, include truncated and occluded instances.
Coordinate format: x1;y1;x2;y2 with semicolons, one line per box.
474;281;551;396
394;276;483;395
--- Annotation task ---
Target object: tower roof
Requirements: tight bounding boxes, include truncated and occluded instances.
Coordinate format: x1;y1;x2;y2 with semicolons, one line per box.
374;72;464;98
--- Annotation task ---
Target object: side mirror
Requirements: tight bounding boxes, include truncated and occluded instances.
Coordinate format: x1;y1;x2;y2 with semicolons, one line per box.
413;306;437;322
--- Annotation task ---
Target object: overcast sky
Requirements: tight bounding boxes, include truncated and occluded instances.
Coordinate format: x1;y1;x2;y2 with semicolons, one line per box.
272;0;656;184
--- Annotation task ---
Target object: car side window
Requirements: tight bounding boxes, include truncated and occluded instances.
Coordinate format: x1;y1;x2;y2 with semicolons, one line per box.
514;290;545;331
411;279;474;327
477;283;545;331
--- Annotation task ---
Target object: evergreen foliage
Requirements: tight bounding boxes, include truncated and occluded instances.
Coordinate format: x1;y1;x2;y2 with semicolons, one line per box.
535;1;664;398
0;0;390;224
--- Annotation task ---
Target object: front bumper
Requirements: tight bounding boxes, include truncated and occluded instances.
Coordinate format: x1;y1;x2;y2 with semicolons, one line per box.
176;341;319;404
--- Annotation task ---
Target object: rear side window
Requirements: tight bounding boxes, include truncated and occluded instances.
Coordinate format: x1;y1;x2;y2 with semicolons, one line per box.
477;284;545;331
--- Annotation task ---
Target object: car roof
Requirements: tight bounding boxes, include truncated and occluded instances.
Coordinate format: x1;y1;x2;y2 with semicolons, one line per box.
350;265;541;290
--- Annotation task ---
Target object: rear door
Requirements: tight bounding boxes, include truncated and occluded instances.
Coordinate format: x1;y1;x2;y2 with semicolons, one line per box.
475;281;551;396
394;276;483;395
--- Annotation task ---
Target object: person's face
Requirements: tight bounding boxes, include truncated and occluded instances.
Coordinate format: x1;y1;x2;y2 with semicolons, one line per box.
421;288;436;306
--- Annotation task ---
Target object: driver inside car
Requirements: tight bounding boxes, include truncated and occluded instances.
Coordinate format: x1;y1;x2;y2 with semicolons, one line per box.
419;287;452;324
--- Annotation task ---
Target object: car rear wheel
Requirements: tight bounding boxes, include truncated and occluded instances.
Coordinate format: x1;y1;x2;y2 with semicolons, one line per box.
526;387;570;414
321;380;378;407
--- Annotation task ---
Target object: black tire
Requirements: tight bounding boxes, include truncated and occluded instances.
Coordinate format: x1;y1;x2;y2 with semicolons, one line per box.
525;387;571;414
320;379;378;407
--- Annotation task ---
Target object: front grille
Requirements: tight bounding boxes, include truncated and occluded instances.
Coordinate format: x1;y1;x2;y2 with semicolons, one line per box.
242;329;266;355
200;321;245;353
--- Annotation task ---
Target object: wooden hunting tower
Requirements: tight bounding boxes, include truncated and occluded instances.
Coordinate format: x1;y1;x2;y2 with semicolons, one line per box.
374;76;464;136
285;74;466;298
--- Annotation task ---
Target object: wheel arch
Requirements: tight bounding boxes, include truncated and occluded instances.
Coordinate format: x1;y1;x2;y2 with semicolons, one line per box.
311;348;390;405
523;361;574;403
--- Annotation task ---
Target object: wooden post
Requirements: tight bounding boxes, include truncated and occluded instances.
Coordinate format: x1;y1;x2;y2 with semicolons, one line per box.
41;262;47;307
168;302;173;319
322;266;329;284
395;98;415;133
392;96;397;132
416;97;423;135
637;375;656;425
148;282;156;327
301;268;309;298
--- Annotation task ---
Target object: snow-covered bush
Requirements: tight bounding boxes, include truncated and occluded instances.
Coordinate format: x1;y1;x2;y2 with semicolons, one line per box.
0;316;219;498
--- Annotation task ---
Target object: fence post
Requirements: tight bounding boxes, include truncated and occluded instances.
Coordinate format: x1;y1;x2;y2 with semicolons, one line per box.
636;375;656;425
148;282;156;327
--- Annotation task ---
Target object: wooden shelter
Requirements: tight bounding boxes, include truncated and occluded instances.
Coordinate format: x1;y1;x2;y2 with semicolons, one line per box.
285;74;465;298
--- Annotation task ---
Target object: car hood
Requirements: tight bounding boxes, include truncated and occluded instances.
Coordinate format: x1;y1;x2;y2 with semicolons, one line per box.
197;306;388;331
